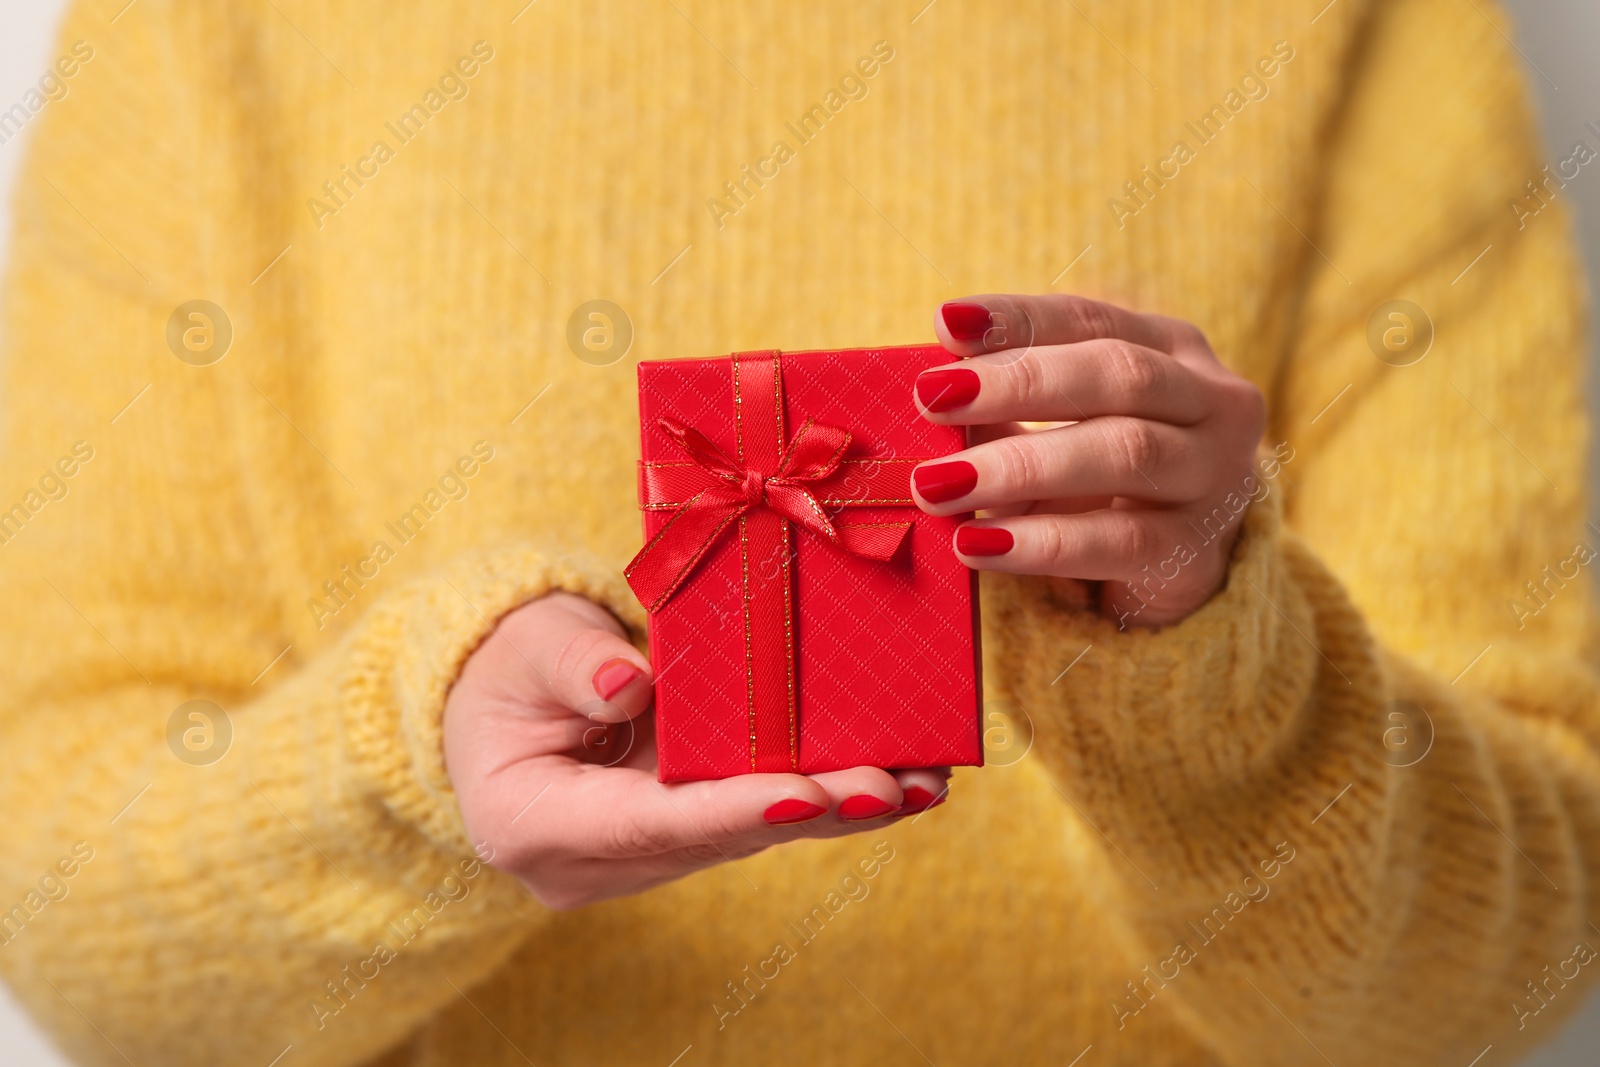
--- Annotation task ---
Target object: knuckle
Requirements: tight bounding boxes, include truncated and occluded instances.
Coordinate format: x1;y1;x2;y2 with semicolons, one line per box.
1103;342;1163;401
1010;350;1050;407
990;436;1044;495
1033;520;1072;570
1113;516;1155;568
549;626;612;695
602;813;678;858
1061;296;1119;340
1106;418;1160;475
1174;319;1211;352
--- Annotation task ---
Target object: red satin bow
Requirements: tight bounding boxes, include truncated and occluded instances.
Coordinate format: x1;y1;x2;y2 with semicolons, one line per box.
625;415;912;613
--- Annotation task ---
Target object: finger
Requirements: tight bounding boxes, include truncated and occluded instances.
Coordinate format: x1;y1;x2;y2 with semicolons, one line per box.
969;420;1030;445
478;762;818;862
628;778;912;889
949;508;1231;583
503;594;654;723
494;764;905;903
912;418;1204;514
934;294;1177;358
807;766;906;822
575;769;843;860
891;767;951;814
580;765;907;865
915;339;1211;426
966;424;1090;517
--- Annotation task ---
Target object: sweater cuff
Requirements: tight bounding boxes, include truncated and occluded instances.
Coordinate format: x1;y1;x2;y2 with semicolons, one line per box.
338;543;644;855
985;488;1325;796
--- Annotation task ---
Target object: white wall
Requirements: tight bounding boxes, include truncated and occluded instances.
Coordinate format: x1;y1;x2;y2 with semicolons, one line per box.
1503;0;1600;527
0;2;1596;1064
0;7;81;1057
1494;1;1600;1062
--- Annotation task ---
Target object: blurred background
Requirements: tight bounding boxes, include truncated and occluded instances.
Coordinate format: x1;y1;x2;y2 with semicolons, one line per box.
0;1;1596;1064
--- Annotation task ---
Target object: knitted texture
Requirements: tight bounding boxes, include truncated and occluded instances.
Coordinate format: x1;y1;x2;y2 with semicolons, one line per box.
0;0;1596;1064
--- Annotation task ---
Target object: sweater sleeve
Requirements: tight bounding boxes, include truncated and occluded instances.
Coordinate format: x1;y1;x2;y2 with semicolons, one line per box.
985;1;1600;1061
0;6;641;1067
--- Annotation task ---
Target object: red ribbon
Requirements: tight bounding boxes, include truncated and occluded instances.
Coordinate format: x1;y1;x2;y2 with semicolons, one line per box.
625;351;928;771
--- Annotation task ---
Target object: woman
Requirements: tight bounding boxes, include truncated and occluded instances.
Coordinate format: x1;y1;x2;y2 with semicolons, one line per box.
0;0;1594;1064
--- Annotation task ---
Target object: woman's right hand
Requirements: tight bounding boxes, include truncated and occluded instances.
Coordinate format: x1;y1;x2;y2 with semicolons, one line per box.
443;592;949;910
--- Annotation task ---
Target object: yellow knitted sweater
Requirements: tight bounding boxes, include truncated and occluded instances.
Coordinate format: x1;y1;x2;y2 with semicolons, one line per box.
2;0;1597;1064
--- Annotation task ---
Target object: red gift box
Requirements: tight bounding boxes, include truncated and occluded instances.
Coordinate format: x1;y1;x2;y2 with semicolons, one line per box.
625;345;983;782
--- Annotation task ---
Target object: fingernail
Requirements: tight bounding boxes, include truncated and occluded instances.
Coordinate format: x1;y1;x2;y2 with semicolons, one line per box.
839;794;899;821
916;367;981;413
955;525;1013;557
913;460;978;504
592;658;642;701
764;798;828;825
941;301;993;342
899;786;947;813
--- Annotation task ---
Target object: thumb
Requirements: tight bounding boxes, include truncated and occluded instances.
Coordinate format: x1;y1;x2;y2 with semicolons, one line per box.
500;592;654;723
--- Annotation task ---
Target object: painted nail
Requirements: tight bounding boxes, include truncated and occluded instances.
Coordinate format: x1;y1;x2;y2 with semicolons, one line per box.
913;460;978;504
955;525;1013;557
916;367;981;413
764;798;828;825
839;794;899;821
941;301;993;342
899;786;947;813
592;658;642;701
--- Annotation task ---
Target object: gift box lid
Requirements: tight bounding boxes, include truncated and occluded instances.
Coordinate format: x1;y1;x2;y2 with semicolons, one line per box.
633;345;983;782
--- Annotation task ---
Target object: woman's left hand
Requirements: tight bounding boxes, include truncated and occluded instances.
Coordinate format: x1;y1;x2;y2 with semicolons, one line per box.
914;293;1266;630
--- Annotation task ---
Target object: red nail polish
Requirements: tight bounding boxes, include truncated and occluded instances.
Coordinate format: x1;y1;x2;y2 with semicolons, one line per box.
916;367;981;413
899;786;947;813
839;794;899;821
941;301;993;342
592;658;642;701
764;798;827;825
955;525;1013;557
913;460;977;504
